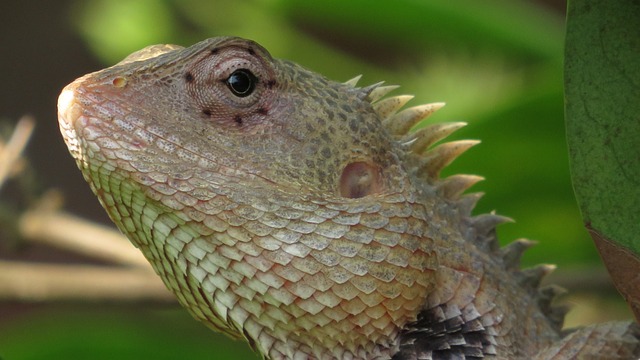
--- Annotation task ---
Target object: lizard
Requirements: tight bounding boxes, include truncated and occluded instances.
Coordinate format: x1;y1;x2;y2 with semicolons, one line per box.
57;36;640;359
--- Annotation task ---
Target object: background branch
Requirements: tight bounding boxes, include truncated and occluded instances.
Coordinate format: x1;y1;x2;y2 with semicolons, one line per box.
0;260;172;303
0;117;172;305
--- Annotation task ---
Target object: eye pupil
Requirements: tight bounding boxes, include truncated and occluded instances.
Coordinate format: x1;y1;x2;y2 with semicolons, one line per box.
226;69;256;97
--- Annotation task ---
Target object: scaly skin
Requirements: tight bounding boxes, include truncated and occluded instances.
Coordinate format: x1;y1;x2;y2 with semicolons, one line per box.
58;37;640;359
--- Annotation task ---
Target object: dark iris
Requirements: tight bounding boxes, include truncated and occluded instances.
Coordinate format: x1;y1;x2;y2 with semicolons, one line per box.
226;69;256;97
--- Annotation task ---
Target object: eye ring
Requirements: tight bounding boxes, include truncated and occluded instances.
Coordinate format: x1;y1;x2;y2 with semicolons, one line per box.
226;69;257;97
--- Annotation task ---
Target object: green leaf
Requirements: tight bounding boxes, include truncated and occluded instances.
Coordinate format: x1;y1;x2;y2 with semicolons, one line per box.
565;0;640;319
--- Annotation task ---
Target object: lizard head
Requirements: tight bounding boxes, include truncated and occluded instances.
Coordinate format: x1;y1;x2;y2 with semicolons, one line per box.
58;37;411;204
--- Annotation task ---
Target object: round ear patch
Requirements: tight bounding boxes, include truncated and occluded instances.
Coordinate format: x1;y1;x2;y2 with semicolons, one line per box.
339;162;383;198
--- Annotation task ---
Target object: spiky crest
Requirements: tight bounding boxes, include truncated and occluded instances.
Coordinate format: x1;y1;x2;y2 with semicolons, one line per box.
417;140;480;181
500;238;536;271
407;122;467;153
366;83;400;102
373;95;414;120
386;103;446;135
357;78;565;331
436;174;484;199
343;74;362;87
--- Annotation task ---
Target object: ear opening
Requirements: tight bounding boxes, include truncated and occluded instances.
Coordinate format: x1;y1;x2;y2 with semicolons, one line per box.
339;161;384;199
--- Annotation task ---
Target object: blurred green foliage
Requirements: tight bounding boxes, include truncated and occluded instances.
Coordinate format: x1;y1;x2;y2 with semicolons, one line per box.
3;0;613;359
0;306;257;359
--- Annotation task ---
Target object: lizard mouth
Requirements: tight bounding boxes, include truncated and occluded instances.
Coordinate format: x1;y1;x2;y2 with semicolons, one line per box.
57;73;155;169
57;78;124;165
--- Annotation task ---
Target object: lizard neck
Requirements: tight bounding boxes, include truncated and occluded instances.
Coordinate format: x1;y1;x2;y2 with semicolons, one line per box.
98;170;437;358
396;224;561;358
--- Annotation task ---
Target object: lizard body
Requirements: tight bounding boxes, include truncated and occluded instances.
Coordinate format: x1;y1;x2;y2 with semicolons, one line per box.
58;37;640;359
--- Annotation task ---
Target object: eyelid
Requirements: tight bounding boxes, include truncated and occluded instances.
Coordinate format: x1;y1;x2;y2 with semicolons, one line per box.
185;44;277;113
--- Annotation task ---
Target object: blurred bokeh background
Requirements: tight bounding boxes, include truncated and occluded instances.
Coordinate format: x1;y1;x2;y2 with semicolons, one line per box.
0;0;632;359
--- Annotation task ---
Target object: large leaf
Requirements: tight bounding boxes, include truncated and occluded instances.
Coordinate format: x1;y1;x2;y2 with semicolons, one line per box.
565;0;640;320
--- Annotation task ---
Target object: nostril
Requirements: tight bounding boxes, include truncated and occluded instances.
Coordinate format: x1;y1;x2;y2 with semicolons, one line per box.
339;161;383;198
112;77;127;88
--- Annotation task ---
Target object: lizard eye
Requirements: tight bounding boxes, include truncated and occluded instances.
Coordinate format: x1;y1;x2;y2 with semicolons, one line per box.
226;69;256;97
187;39;277;119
